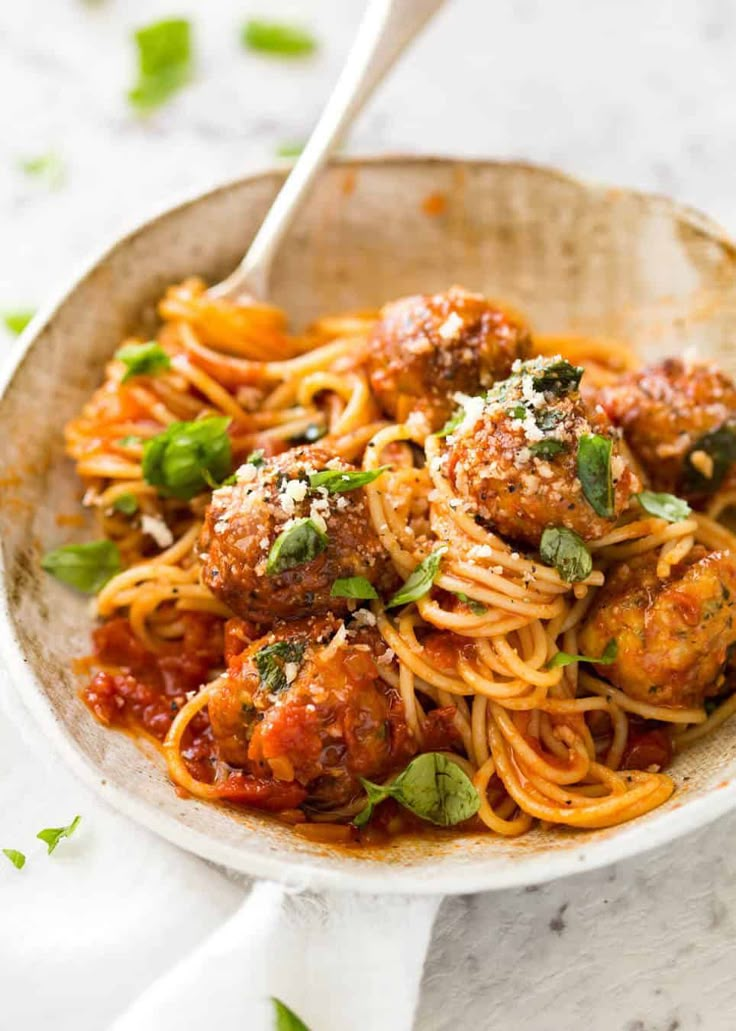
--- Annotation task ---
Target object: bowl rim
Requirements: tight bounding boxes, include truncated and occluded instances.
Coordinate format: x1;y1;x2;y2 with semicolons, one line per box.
2;154;736;894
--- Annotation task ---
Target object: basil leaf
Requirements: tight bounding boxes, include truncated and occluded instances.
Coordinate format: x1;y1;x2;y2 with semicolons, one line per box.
128;18;193;112
142;417;232;500
453;591;486;615
529;439;567;458
276;142;304;158
37;815;81;855
266;518;328;575
254;640;306;694
683;424;736;495
308;466;388;493
2;309;35;335
535;408;563;432
112;493;139;516
637;490;691;523
331;576;379;600
246;449;265;467
242;20;317;57
548;639;618;669
116;341;171;383
2;849;25;870
19;152;65;189
386;545;448;609
531;358;583;396
272;998;311;1031
508;404;527;420
42;540;121;594
577;433;614;517
434;409;464;438
540;526;592;583
356;753;480;828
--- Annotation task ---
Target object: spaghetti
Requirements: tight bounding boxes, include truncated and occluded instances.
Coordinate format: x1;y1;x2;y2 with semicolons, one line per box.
53;277;736;843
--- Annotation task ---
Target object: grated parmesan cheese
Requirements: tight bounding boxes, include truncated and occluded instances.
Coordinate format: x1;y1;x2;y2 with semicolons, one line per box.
437;311;464;341
141;514;174;549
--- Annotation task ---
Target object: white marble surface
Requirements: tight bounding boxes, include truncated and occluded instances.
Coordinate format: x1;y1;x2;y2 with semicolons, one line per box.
3;1;736;1028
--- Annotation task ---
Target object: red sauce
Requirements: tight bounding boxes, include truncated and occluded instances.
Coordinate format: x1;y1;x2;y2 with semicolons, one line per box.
621;721;673;771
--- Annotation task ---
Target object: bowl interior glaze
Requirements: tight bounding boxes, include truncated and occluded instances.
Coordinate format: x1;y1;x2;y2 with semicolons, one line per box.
3;158;736;893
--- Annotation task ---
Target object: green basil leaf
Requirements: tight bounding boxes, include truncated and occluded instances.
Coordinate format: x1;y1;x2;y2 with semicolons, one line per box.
245;449;265;467
531;358;583;396
547;639;618;668
308;466;388;493
535;408;563;432
276;142;304;158
637;490;691;523
508;404;527;420
36;815;81;855
540;526;592;583
266;518;328;575
128;18;193;112
112;493;139;516
272;998;311;1031
577;433;614;517
142;417;232;500
357;753;480;828
2;309;35;335
254;640;306;694
41;541;121;594
386;545;448;609
453;591;486;615
242;20;317;57
434;409;464;438
331;576;379;600
115;341;171;383
2;849;25;870
529;439;567;459
683;424;736;495
18;152;65;189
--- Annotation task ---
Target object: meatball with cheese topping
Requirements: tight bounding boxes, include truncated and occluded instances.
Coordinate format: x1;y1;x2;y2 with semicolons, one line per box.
599;358;736;502
208;614;416;805
578;547;736;709
368;286;532;430
443;356;640;547
199;446;396;623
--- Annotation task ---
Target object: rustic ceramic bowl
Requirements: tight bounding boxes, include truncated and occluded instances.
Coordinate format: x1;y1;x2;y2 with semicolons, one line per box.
3;157;736;893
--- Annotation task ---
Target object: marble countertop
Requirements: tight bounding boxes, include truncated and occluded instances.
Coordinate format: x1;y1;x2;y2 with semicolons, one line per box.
3;1;736;1028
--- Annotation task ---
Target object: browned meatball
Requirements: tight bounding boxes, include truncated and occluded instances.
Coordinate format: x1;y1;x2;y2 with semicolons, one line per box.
443;356;640;547
599;358;736;501
208;614;415;805
578;547;736;709
199;446;396;623
368;286;532;429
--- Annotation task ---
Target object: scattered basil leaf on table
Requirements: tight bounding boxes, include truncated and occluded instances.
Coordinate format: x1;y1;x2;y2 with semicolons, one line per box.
531;359;583;396
142;417;232;500
2;849;25;870
386;545;448;609
18;152;66;189
272;997;311;1031
547;639;618;669
529;439;567;459
683;424;736;494
355;753;480;828
577;433;614;517
254;640;306;694
115;341;171;382
128;18;193;112
41;540;121;593
308;466;388;493
242;20;317;57
111;493;139;516
2;309;35;335
331;576;378;600
637;490;691;523
453;591;486;615
37;815;81;855
266;518;328;575
540;527;592;584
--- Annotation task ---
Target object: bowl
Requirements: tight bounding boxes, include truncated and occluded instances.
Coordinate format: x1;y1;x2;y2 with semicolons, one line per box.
3;156;736;894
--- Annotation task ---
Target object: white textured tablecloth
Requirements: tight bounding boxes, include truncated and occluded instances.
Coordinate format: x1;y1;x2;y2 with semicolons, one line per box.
6;2;736;1029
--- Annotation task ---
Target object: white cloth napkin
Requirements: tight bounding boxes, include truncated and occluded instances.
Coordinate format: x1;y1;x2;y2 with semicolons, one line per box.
0;667;441;1030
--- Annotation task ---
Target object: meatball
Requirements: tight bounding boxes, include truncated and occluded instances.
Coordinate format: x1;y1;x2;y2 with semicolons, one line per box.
199;446;396;623
578;546;736;709
368;286;531;429
443;356;640;547
208;615;414;805
599;358;736;501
